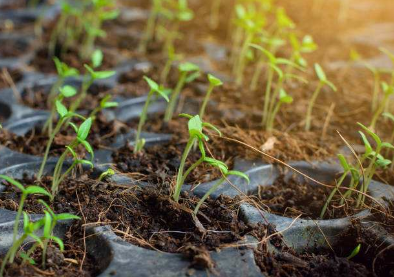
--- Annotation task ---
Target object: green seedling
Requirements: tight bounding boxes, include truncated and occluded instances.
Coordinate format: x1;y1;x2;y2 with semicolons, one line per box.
320;154;361;218
26;200;80;268
370;82;394;131
51;117;95;197
173;114;221;202
199;74;223;120
194;159;249;214
357;123;394;207
89;94;118;119
347;244;361;260
305;63;337;131
0;175;51;273
266;89;293;131
37;94;85;181
288;34;317;70
134;76;170;153
98;168;115;181
139;0;163;53
0;212;45;276
164;62;200;122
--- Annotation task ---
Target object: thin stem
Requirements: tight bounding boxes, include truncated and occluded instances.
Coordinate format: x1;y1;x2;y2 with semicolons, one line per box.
194;178;225;214
267;101;282;132
164;73;186;122
180;157;204;186
138;0;160;53
235;32;253;86
262;68;274;125
160;57;174;84
267;77;284;123
305;82;324;131
173;137;196;202
250;55;265;91
371;71;380;112
134;90;153;154
199;85;214;120
370;93;390;130
12;194;26;251
320;172;347;218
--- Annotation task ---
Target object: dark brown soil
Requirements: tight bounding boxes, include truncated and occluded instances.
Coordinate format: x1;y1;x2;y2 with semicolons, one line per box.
0;116;129;157
0;39;31;58
255;175;370;219
0;174;254;259
0;68;23;90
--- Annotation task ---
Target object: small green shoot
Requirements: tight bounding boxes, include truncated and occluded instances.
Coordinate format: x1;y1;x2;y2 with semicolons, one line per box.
135;76;170;153
164;62;200;122
98;168;115;181
305;63;337;131
347;244;361;260
370;82;394;131
89;94;119;119
199;74;223;120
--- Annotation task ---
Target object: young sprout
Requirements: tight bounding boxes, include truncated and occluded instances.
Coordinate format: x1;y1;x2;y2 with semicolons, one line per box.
199;74;223;120
37;94;85;181
347;244;361;260
138;0;163;53
69;50;116;113
357;123;394;207
98;168;115;182
89;94;119;119
370;82;394;131
134;76;170;153
173;114;221;202
305;64;337;131
51;117;95;197
194;158;249;214
266;89;293;131
288;34;317;71
0;212;45;276
0;175;51;270
164;62;200;122
320;154;361;218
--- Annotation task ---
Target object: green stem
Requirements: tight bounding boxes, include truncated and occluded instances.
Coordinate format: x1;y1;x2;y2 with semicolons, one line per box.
37;119;64;181
262;68;274;125
138;0;160;53
180;157;204;186
173;137;196;202
371;71;380;112
250;55;265;91
134;90;153;154
370;93;390;130
194;178;225;214
199;85;214;120
235;32;253;86
267;101;282;132
12;194;26;250
320;172;347;218
267;77;284;123
160;57;174;84
305;82;324;131
164;73;186;122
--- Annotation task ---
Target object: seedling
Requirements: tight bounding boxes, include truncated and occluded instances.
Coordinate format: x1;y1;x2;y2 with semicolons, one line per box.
370;82;394;131
51;117;95;197
357;123;394;207
288;34;317;71
320;154;361;218
266;89;293;131
347;244;361;260
98;168;115;181
37;95;85;181
89;94;118;119
134;77;170;153
164;62;200;122
173;114;221;202
305;63;337;131
199;74;223;120
138;0;163;53
0;212;45;276
194;159;249;214
0;175;51;272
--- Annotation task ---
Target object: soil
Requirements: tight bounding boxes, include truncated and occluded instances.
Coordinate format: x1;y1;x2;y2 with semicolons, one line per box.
0;115;129;157
0;174;256;270
0;0;46;10
254;175;371;219
0;39;31;58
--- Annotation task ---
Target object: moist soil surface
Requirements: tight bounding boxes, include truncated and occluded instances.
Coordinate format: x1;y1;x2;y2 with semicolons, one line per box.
0;115;129;157
255;175;370;219
0;174;255;271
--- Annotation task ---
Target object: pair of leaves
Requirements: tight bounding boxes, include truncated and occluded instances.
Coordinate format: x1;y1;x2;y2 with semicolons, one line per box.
203;157;250;183
0;175;52;199
314;63;337;91
181;114;221;142
53;58;79;78
207;74;223;87
84;65;115;81
144;76;170;102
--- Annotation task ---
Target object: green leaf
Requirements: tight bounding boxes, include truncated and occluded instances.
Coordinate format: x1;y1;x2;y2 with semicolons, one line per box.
29;233;44;248
347;244;361;260
25;186;52;198
337;154;350;171
185;72;200;84
60;86;77;98
203;157;228;174
279;89;293;104
0;175;25;192
66;146;78;160
324;80;337;92
56;213;81;221
50;236;65;252
143;76;159;91
92;49;104;68
76;159;94;168
179;113;193;119
23;212;30;230
207;74;223;87
84;65;115;80
68;122;79;134
179;62;199;72
227;170;250;183
357;122;382;147
79;139;94;157
19;252;36;265
202;122;222;136
56;101;68;118
188;115;204;138
383;112;394;122
358;131;373;155
382;142;394;149
43;211;52;238
376;158;391;168
77;117;92;141
314;63;327;82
